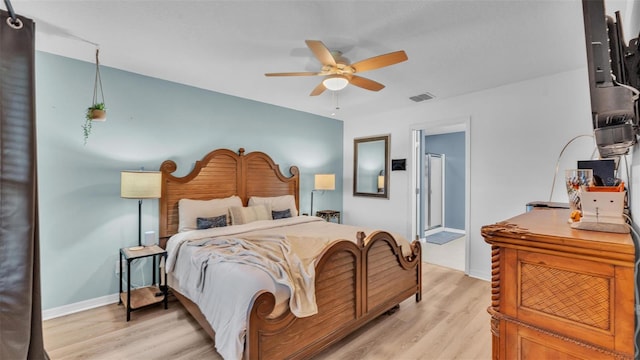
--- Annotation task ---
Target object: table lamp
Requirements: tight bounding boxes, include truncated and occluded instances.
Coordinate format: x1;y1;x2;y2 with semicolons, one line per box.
378;170;385;193
311;173;335;216
121;170;162;250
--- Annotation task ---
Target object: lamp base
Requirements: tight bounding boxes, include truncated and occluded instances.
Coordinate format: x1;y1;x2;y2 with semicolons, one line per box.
129;245;145;251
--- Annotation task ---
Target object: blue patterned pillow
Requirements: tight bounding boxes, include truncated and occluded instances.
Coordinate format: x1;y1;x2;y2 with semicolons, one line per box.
271;209;291;220
197;215;227;229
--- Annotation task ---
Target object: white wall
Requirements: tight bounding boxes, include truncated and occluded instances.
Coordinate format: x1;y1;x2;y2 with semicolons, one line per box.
343;68;595;280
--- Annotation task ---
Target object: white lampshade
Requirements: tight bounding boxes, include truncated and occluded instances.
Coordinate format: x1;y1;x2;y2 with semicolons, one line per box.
378;175;385;190
314;174;336;191
121;171;162;199
322;75;349;91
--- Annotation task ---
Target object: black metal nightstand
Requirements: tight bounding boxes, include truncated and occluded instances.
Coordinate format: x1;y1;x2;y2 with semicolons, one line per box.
315;210;341;224
119;245;168;321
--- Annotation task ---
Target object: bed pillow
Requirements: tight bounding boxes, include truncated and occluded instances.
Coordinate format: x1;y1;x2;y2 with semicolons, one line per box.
271;209;292;220
178;195;242;232
229;205;271;225
248;195;298;217
197;215;227;230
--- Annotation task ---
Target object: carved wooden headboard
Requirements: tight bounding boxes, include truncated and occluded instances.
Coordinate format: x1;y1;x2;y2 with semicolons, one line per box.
158;148;300;239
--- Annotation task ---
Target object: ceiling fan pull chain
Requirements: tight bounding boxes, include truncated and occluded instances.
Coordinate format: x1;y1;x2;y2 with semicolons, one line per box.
331;92;340;116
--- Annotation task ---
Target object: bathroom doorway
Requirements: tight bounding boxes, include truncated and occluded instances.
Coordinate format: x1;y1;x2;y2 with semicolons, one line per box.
411;118;470;273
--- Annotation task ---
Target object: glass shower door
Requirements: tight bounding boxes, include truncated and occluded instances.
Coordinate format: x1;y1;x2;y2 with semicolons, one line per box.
425;153;444;231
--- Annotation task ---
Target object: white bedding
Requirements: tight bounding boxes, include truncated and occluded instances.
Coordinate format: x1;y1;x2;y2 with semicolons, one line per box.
166;216;412;360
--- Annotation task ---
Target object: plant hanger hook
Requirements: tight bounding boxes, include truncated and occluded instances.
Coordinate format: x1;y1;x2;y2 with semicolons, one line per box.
92;48;105;106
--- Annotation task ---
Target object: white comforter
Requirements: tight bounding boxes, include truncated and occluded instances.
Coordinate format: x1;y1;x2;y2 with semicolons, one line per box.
188;234;317;317
165;216;411;360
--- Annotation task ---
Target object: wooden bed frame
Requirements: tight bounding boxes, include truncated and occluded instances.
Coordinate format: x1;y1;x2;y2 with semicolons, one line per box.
158;148;422;360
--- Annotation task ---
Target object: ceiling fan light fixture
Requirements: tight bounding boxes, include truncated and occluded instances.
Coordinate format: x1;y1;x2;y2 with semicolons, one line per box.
322;75;349;91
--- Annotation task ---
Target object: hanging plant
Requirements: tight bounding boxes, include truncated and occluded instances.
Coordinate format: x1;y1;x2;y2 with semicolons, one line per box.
82;102;106;143
82;48;106;144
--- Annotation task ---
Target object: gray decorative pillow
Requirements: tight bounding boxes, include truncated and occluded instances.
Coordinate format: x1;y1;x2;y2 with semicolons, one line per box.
272;209;292;220
197;215;227;229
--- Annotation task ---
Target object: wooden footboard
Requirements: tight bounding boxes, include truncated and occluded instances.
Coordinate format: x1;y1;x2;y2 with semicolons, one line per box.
245;231;421;360
159;147;422;359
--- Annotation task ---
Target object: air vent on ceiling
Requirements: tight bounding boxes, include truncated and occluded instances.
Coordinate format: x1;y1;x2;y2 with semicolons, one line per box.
409;92;435;102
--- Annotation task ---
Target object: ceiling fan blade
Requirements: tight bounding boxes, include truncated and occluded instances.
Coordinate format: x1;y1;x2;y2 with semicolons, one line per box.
349;75;385;91
305;40;336;66
351;50;408;73
265;72;321;77
309;82;327;96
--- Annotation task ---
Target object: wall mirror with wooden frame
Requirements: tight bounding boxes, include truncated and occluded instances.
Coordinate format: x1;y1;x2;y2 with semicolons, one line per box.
353;134;389;198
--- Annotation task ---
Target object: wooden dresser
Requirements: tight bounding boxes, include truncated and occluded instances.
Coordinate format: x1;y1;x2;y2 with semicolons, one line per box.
482;208;635;359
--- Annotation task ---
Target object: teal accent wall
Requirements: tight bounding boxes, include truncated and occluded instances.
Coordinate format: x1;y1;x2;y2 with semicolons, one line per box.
35;52;343;310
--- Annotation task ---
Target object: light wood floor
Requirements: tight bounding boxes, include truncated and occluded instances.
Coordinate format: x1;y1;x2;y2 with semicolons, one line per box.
423;235;466;272
43;263;491;360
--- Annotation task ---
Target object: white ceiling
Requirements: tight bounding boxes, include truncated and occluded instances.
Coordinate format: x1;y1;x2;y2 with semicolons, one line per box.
5;0;635;121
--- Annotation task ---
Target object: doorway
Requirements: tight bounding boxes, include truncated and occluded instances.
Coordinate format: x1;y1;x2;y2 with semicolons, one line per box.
425;153;444;233
411;119;470;273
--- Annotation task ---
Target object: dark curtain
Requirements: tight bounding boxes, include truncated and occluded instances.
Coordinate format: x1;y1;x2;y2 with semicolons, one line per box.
0;9;49;360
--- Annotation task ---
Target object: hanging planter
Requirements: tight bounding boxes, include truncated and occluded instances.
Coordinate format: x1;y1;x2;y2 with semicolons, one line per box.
82;48;106;144
88;103;106;121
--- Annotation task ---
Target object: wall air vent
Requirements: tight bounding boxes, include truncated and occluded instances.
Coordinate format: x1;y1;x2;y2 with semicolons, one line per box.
409;92;435;102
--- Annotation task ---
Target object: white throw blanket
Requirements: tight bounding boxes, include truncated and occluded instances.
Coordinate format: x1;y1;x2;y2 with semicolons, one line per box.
190;234;317;317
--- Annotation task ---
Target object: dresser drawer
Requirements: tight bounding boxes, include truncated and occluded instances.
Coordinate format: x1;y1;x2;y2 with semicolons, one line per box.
505;322;621;360
501;248;633;354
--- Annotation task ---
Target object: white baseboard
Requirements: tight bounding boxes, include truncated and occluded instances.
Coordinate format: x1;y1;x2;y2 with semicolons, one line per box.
443;227;465;234
468;269;491;282
43;293;119;321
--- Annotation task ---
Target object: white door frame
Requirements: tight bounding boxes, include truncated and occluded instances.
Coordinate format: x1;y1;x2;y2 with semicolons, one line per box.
409;116;471;274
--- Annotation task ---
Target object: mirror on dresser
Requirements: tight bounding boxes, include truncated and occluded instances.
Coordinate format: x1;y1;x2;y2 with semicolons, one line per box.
353;134;389;198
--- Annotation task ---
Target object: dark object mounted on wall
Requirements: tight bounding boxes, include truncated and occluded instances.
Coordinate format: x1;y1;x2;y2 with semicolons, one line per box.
582;0;639;158
392;159;406;171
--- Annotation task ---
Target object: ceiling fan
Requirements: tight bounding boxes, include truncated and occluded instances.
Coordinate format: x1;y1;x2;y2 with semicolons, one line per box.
265;40;408;96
